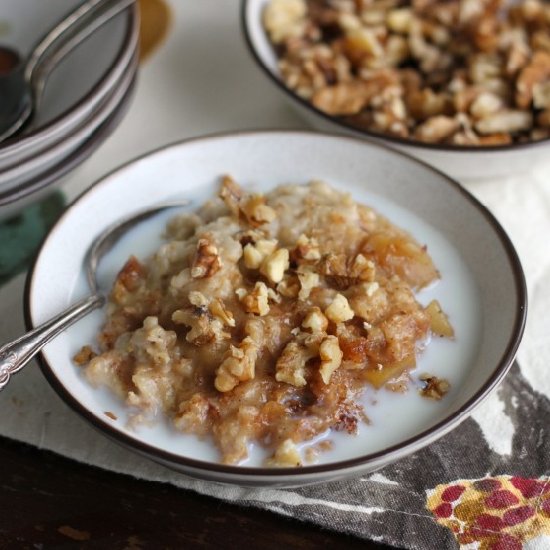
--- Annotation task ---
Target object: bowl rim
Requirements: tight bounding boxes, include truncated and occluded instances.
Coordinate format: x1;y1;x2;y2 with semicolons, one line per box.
0;51;138;190
240;0;550;154
0;69;137;208
0;4;139;161
25;130;528;479
0;52;137;194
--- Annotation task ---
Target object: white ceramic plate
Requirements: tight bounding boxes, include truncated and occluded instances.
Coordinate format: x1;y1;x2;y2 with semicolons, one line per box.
0;0;138;169
241;0;550;180
26;132;526;486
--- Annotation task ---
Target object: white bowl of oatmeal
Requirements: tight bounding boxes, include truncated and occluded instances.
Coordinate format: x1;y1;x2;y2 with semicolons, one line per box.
242;0;550;180
26;131;526;486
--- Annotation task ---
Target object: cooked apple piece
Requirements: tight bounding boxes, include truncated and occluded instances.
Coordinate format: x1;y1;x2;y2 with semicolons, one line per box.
362;356;416;389
425;299;454;338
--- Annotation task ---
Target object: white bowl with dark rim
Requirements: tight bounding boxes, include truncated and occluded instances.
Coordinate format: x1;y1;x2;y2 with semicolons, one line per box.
0;53;138;192
26;131;526;487
241;0;550;181
0;0;139;170
0;68;137;220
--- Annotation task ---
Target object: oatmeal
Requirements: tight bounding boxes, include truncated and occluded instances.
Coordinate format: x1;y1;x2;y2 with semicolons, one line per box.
76;178;453;465
263;0;550;145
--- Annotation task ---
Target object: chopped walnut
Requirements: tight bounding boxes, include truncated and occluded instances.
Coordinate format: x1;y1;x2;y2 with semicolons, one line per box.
266;438;302;467
219;175;243;216
209;298;236;327
241;195;277;227
240;281;271;316
276;275;300;298
297;265;320;300
302;307;329;333
73;345;96;365
325;293;354;323
319;252;375;289
350;254;376;281
215;336;258;392
538;109;550;128
263;0;307;45
172;292;228;345
419;374;450;400
533;81;550;109
469;92;503;119
191;238;222;279
319;335;343;384
312;81;379;115
516;51;550;109
357;280;377;299
293;233;321;261
266;0;550;145
260;248;290;284
475;109;533;135
220;176;276;227
275;337;319;387
243;239;278;269
414;116;460;142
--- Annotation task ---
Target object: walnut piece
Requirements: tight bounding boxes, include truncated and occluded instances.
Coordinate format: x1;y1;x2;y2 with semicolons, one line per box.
219;175;244;216
319;335;343;384
419;374;450;400
73;345;96;366
240;281;271;316
209;298;236;327
215;336;258;392
302;307;329;333
325;293;354;323
266;438;302;467
260;248;290;284
297;266;320;300
319;252;375;289
191;238;222;279
243;239;278;269
172;291;229;345
275;340;315;387
263;0;307;45
241;195;277;227
293;233;321;261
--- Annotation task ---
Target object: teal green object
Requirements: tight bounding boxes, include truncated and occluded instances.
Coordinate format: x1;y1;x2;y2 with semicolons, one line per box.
0;192;65;286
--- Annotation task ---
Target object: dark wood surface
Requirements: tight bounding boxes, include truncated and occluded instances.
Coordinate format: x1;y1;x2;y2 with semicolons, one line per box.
0;436;393;549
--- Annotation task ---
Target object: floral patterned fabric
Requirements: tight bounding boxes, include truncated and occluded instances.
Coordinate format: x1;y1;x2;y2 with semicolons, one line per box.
428;476;550;549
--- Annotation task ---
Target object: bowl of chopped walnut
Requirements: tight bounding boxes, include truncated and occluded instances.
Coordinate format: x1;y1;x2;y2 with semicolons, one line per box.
242;0;550;179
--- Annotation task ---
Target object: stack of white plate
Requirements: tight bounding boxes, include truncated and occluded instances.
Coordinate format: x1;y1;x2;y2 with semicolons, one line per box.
0;0;139;219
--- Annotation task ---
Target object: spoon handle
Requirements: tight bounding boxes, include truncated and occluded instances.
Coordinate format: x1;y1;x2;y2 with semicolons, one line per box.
0;294;104;390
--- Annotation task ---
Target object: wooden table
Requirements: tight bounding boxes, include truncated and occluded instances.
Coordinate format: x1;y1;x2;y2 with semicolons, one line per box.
0;436;393;549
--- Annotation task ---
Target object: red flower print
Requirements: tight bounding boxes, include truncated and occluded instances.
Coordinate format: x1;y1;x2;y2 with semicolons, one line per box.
485;489;519;509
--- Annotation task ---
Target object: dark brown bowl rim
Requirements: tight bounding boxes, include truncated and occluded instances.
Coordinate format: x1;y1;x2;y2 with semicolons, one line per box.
240;0;550;154
0;4;138;155
25;130;527;480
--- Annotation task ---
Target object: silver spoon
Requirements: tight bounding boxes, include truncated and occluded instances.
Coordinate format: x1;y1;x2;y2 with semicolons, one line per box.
0;0;135;143
0;201;190;390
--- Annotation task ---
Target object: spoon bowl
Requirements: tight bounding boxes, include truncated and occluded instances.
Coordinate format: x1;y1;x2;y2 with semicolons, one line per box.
0;201;189;390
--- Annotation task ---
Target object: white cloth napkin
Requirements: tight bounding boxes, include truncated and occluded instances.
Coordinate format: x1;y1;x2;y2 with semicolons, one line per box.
1;2;549;548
